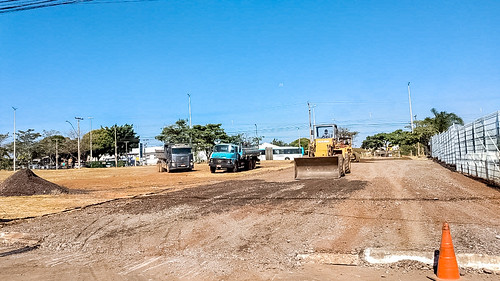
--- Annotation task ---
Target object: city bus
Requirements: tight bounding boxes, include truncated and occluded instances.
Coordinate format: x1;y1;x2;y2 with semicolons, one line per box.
259;146;304;161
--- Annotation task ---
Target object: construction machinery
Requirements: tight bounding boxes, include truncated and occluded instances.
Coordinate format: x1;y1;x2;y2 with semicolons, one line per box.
294;124;353;179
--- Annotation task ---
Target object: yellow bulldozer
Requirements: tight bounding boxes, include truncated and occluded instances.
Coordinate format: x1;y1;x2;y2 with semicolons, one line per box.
294;124;353;179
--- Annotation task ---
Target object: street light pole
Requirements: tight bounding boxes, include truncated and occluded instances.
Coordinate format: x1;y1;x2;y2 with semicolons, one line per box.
114;125;118;168
66;120;77;168
75;117;83;169
408;82;414;133
12;107;17;172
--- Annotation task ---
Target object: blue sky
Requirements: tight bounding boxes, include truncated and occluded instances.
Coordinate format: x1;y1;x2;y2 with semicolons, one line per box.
1;1;499;147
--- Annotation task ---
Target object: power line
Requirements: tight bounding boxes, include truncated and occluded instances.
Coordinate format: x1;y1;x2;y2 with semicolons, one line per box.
0;0;157;13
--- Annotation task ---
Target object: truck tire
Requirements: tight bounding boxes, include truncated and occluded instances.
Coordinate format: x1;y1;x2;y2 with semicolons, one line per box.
210;166;216;173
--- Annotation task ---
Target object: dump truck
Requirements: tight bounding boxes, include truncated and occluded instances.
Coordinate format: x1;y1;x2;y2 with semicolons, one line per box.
156;144;194;173
294;124;353;179
209;143;260;173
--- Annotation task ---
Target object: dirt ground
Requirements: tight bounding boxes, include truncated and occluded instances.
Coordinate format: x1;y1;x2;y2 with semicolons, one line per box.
1;159;499;280
0;161;289;219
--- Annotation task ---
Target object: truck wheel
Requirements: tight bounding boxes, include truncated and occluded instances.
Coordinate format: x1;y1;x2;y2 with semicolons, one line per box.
210;166;216;173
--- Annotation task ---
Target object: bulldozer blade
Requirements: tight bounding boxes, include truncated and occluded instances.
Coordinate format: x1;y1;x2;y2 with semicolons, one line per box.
294;156;343;180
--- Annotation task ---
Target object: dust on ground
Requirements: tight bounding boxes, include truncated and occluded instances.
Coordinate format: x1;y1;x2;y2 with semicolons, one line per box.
1;159;499;280
0;161;290;219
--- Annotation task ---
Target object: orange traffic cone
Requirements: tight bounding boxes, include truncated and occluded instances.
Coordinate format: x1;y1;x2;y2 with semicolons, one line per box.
436;222;460;279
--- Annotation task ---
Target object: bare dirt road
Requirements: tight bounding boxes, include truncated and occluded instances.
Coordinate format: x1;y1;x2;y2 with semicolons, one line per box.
1;159;499;280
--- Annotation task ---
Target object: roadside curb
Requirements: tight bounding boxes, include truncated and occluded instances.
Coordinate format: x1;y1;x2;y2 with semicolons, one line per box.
363;248;500;273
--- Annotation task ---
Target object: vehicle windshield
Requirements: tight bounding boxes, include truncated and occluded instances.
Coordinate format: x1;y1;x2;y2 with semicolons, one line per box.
172;148;191;154
315;126;335;138
214;145;233;152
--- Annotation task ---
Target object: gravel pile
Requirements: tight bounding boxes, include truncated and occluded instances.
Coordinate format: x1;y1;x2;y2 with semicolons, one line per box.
0;169;69;196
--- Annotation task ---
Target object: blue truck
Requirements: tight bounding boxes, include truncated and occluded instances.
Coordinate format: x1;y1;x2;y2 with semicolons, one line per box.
209;143;260;173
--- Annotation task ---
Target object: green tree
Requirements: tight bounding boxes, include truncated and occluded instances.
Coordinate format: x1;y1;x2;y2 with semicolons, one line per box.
0;133;11;169
83;124;139;160
112;124;140;156
430;108;464;133
361;108;464;156
84;128;113;160
155;119;191;144
361;133;388;150
191;123;232;157
289;138;309;148
33;131;66;166
12;129;41;166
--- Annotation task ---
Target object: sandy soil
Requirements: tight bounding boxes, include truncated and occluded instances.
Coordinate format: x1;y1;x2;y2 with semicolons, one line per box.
1;159;499;280
0;161;290;219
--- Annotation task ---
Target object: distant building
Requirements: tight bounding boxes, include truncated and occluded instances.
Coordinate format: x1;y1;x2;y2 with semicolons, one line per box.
130;146;163;166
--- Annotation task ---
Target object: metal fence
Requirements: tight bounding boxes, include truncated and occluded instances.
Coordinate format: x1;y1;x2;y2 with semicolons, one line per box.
430;111;500;186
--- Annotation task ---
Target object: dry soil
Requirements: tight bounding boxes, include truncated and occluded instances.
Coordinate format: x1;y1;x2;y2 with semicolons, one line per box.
0;159;499;280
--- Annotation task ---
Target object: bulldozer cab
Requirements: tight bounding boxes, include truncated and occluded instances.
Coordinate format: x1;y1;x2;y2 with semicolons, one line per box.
314;124;337;140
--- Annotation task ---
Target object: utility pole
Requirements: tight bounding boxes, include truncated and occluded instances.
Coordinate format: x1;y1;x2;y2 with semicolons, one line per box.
188;94;192;129
55;139;58;170
312;104;317;127
12;107;17;172
114;125;118;168
307;102;313;141
75;117;83;169
88;117;94;162
188;94;192;146
254;124;258;147
297;127;301;149
408;82;414;133
124;140;129;166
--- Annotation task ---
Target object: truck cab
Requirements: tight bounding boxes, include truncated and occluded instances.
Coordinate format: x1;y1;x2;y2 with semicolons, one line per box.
209;144;241;173
157;144;194;173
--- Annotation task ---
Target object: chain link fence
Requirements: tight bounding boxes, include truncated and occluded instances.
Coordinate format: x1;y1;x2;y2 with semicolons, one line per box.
430;111;500;186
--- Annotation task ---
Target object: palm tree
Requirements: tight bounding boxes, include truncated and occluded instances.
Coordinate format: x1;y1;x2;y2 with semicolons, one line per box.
430;108;464;133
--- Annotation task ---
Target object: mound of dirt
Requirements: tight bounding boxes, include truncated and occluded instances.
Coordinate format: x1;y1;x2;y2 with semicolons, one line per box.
0;169;69;196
